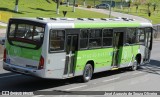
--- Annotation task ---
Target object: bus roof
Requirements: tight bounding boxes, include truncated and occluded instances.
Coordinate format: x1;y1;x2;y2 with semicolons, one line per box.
9;17;153;28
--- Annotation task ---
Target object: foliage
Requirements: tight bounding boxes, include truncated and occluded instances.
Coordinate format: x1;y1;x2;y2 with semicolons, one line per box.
0;0;108;19
112;0;160;24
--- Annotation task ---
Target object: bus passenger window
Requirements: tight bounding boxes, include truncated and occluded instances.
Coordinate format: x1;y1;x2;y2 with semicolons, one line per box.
89;29;102;48
126;28;137;44
80;29;89;49
137;29;145;45
50;30;65;51
9;24;16;38
103;29;113;46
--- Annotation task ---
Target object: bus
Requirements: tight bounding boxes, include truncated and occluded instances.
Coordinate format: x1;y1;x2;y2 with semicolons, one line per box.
3;17;153;82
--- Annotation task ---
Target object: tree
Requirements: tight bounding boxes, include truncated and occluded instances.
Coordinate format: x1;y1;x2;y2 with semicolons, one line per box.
83;0;86;6
73;0;76;12
152;3;158;11
46;0;61;14
133;0;140;13
56;0;60;14
120;0;123;9
66;0;69;7
14;0;19;12
94;0;96;7
128;0;132;13
145;1;152;17
145;2;151;11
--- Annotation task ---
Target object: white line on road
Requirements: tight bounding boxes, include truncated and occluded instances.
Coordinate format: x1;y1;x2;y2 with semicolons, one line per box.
102;77;120;82
0;74;21;79
132;72;144;75
65;85;87;91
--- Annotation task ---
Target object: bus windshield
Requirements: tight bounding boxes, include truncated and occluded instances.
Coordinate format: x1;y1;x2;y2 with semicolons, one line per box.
7;19;45;49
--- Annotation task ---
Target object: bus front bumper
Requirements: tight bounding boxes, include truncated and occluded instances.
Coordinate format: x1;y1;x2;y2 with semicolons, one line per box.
3;62;45;78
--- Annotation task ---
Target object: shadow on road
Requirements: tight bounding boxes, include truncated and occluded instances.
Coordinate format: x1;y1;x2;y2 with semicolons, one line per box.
0;59;159;92
0;68;131;92
138;59;160;75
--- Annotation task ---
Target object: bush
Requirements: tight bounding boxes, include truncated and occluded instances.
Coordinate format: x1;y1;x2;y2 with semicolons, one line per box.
75;4;79;7
87;5;92;8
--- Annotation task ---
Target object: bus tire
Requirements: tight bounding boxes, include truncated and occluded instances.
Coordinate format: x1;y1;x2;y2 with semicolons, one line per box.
130;60;138;71
82;64;93;82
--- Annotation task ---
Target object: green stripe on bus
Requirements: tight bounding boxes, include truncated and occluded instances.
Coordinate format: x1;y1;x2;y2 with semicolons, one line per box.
74;22;141;28
74;45;139;71
6;41;42;61
75;48;113;71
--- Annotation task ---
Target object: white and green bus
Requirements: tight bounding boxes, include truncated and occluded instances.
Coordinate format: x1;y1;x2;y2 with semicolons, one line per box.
3;17;153;82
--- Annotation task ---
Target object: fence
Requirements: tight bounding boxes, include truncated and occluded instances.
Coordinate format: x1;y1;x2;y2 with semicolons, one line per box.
153;24;160;39
0;12;12;23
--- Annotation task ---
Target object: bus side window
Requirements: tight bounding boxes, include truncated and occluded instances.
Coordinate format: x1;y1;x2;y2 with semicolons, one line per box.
9;24;16;38
50;30;65;51
126;28;137;44
137;28;145;45
80;29;89;49
103;29;113;47
89;29;102;48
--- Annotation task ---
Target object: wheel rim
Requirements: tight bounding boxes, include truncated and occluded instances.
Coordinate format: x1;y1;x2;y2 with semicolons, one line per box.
132;61;138;70
84;66;92;80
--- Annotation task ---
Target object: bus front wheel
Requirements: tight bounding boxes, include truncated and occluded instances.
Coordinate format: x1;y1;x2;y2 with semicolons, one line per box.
82;64;93;82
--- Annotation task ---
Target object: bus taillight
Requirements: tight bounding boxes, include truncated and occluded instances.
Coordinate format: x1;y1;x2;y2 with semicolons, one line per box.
38;56;44;69
3;48;7;62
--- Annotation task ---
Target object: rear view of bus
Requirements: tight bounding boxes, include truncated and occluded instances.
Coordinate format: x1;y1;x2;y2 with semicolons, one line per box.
3;18;46;78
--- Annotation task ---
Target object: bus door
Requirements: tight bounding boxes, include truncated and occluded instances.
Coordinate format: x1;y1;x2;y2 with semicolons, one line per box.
144;28;152;63
64;35;78;77
112;32;123;68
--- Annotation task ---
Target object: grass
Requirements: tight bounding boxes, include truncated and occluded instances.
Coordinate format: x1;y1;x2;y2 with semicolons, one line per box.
0;26;6;29
0;0;108;19
113;5;160;24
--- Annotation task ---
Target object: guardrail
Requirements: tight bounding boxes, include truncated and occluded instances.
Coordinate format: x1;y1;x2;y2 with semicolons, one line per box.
0;12;12;23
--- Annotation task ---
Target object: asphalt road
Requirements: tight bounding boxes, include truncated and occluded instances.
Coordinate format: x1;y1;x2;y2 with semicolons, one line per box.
0;41;160;97
77;7;151;23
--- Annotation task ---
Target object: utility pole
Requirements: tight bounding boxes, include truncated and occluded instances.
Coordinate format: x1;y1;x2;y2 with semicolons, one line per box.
14;0;19;12
56;0;60;14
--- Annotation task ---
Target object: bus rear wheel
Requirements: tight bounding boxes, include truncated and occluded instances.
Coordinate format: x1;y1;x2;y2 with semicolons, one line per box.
82;64;93;82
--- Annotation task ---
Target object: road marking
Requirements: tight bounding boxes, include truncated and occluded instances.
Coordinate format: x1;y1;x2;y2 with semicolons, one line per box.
102;77;120;82
132;72;143;75
65;85;87;91
32;95;44;97
0;74;21;79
